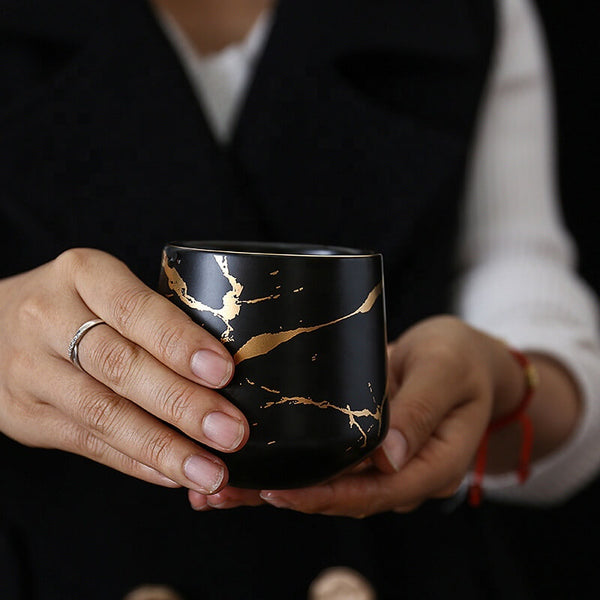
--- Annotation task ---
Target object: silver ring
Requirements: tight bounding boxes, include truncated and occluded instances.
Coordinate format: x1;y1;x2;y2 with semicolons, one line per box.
68;318;106;372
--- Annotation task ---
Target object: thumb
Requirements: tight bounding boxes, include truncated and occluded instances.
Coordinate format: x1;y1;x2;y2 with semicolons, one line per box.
374;360;468;473
372;428;408;473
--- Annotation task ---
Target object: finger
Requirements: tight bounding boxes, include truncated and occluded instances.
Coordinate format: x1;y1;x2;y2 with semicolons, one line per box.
203;487;264;509
260;474;392;518
188;489;212;511
35;356;229;494
59;427;182;489
389;345;487;467
188;487;265;511
259;467;430;517
381;401;484;505
188;490;212;511
56;249;234;389
208;487;264;508
56;319;248;453
12;399;180;489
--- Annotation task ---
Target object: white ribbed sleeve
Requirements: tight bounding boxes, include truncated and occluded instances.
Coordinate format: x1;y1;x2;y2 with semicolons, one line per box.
455;0;600;504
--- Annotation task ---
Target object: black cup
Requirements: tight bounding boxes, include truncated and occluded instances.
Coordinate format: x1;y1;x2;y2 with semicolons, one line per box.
158;241;388;489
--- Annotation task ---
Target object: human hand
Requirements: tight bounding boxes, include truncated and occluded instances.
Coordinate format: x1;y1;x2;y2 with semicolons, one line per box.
0;248;249;494
189;316;525;514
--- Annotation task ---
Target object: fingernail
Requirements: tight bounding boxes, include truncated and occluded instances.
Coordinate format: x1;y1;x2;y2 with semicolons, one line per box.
207;493;228;509
381;429;408;472
259;491;290;508
184;455;225;494
191;350;232;387
203;411;245;450
189;497;210;511
190;497;211;511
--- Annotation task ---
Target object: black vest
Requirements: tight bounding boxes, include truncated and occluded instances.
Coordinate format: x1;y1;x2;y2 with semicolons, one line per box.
0;2;526;599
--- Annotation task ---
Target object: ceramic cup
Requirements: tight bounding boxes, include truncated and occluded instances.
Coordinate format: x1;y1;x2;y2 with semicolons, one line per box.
158;241;388;489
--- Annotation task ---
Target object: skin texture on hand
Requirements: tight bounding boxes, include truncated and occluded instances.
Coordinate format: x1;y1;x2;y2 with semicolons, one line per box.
0;248;250;495
188;316;581;516
0;253;580;517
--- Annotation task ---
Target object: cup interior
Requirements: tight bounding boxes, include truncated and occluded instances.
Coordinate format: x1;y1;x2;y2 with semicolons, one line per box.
168;240;377;257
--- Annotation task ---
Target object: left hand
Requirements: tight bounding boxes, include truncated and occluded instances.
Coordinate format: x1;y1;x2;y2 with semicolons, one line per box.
187;316;521;516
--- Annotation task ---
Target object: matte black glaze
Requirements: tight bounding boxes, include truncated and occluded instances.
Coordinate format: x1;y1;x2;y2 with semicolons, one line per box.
159;241;388;488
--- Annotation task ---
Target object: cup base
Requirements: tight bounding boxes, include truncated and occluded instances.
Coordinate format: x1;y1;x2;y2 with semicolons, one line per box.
217;426;388;489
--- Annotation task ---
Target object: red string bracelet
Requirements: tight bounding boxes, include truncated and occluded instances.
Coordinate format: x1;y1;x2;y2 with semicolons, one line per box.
468;348;538;507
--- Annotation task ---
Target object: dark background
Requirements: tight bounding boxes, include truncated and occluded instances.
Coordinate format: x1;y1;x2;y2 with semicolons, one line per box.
497;3;600;598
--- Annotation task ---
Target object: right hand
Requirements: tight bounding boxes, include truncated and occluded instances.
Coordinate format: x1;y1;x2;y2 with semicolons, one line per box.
0;248;249;494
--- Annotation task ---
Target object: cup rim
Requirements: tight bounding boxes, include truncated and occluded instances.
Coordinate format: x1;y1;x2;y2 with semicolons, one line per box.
165;241;381;258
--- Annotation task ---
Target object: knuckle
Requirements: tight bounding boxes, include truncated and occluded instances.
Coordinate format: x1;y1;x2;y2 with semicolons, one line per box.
92;336;140;387
57;421;104;457
160;381;199;426
111;287;154;333
54;247;93;274
423;341;465;373
401;395;438;442
153;319;190;363
305;484;337;515
436;314;464;332
113;452;140;476
80;390;123;436
73;427;105;457
142;428;178;468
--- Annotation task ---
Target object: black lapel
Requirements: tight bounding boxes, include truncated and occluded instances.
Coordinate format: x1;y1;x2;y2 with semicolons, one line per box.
231;0;494;252
0;0;269;283
0;0;494;322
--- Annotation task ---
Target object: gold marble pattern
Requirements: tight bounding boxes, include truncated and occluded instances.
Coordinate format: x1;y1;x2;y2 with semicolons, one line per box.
246;379;385;448
162;253;242;342
162;252;385;444
264;394;383;448
162;253;283;342
233;283;382;364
